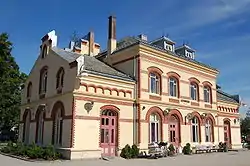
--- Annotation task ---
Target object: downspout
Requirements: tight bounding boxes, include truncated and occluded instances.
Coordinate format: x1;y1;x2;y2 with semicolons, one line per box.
133;54;138;145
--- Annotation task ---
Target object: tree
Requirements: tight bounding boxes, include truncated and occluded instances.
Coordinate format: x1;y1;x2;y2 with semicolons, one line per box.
241;117;250;138
0;33;27;136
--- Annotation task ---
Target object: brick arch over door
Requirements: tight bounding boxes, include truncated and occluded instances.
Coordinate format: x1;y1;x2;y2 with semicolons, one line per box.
51;101;65;145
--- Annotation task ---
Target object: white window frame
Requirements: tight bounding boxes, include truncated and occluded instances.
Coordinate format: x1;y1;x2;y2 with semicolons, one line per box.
191;117;199;142
149;114;160;143
190;83;197;100
204;87;210;103
205;119;212;142
169;77;178;97
150;73;159;94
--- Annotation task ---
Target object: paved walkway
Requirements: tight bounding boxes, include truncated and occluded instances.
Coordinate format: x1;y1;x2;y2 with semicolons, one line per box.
1;151;250;166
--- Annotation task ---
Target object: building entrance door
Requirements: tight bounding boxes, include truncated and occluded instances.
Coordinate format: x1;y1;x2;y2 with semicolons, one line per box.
169;115;179;147
100;110;117;156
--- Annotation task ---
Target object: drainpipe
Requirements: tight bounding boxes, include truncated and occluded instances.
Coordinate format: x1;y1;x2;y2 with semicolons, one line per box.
133;54;137;145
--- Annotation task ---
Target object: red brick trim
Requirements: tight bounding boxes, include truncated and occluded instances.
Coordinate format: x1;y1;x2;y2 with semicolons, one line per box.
191;102;199;106
205;104;212;108
137;56;141;143
74;96;133;106
167;71;181;79
166;109;184;125
70;97;76;148
188;77;200;84
147;66;163;75
100;105;120;112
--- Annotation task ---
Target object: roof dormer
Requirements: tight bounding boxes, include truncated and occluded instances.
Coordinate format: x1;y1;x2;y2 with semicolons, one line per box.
175;44;195;60
150;36;175;52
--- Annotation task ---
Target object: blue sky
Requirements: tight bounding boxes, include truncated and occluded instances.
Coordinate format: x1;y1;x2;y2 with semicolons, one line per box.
1;0;250;115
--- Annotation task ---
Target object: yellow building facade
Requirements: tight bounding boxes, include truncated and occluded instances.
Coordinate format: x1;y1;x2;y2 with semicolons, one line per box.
19;16;241;159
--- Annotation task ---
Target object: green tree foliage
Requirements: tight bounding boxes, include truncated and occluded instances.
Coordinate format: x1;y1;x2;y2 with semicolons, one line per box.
0;33;27;133
241;117;250;137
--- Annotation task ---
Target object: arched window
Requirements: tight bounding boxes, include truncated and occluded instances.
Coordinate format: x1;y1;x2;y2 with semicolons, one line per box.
54;108;63;145
169;77;178;97
56;67;64;89
36;110;45;144
149;113;160;143
205;119;213;142
149;73;160;94
23;110;31;144
27;82;32;101
190;82;198;101
39;67;48;95
41;45;47;58
191;117;199;142
204;86;211;103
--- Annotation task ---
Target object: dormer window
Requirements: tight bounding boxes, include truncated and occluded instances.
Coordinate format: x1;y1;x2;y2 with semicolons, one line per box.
164;41;174;52
186;51;194;59
41;45;48;59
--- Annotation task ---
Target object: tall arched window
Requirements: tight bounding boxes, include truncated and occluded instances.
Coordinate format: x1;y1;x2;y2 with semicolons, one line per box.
205;119;213;142
54;109;63;145
149;73;160;94
191;117;199;142
149;113;160;143
27;82;32;98
169;77;178;97
190;83;198;100
23;110;31;144
36;110;45;144
39;67;48;96
56;67;64;90
204;86;211;103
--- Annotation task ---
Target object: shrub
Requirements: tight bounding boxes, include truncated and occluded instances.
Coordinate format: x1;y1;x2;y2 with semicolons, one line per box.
120;144;132;159
218;142;228;152
168;144;175;156
182;143;191;155
131;144;139;158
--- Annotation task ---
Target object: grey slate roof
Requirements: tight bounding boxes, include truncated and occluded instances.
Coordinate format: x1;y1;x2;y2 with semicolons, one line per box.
97;36;218;72
217;90;239;104
52;47;134;82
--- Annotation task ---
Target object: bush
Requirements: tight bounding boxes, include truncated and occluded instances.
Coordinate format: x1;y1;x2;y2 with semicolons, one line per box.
168;144;175;156
0;141;62;160
218;142;228;152
120;144;139;159
182;143;191;155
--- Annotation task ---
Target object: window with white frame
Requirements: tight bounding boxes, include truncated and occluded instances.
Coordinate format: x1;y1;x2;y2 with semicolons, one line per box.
150;73;160;94
54;109;63;145
149;113;160;143
204;86;211;103
205;119;212;142
191;117;199;142
169;77;178;97
37;111;45;144
190;83;197;100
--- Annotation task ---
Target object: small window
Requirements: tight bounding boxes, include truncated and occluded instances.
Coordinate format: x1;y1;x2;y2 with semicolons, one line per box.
169;77;178;97
204;86;211;103
27;82;32;98
190;83;198;100
41;45;48;58
39;67;48;94
150;73;160;94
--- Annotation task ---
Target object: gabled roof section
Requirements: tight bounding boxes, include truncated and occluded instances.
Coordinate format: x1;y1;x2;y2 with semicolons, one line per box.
97;36;218;72
149;36;176;45
52;47;134;82
217;90;240;104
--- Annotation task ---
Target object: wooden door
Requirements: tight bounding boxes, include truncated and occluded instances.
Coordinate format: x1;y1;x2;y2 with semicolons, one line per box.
169;115;179;147
100;111;117;157
224;122;231;146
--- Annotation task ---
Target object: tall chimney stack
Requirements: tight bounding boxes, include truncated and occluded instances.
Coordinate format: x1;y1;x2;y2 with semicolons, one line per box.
107;15;117;64
88;31;94;56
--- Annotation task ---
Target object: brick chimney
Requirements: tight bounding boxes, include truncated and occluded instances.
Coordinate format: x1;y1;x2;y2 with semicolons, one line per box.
88;31;94;55
107;15;117;64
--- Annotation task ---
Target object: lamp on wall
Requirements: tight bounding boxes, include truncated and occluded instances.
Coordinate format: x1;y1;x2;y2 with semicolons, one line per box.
163;108;171;116
142;106;146;110
84;101;94;113
201;113;208;119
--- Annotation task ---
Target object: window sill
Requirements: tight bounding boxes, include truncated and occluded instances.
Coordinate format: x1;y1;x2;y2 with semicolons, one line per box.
56;87;63;94
205;103;212;108
149;94;161;101
169;97;180;103
191;101;199;106
39;92;46;99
